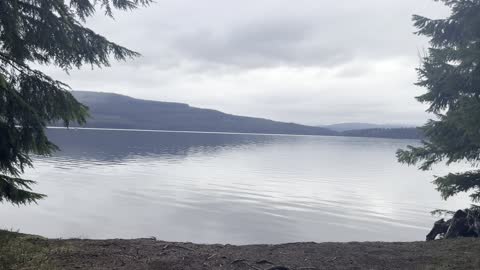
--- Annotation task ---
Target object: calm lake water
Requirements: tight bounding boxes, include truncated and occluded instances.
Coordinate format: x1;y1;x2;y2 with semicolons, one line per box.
0;128;469;244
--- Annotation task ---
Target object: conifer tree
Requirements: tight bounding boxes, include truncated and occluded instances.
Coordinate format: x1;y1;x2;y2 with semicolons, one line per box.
0;0;151;205
397;0;480;203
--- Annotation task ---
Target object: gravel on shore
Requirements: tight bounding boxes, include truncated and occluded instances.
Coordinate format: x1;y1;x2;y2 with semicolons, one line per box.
1;231;479;270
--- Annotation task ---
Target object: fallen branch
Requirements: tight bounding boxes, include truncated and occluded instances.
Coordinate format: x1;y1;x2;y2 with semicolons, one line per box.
256;259;275;265
266;267;291;270
231;259;246;264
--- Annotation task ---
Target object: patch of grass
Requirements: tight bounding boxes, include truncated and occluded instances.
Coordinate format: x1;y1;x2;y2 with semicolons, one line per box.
0;230;59;270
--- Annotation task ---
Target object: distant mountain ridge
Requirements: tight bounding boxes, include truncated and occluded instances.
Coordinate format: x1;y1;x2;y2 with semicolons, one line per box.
70;91;336;136
67;91;421;139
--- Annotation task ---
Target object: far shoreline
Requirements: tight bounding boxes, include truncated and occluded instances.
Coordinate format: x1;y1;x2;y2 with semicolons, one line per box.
46;126;421;141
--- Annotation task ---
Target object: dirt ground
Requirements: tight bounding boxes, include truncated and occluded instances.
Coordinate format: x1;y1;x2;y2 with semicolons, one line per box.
12;235;477;270
1;230;479;269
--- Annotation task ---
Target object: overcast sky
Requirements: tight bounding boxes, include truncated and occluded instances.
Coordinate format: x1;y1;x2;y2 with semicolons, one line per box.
43;0;449;125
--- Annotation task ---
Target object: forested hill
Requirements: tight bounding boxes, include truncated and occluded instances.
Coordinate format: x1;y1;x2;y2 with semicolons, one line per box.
70;91;337;136
68;91;421;139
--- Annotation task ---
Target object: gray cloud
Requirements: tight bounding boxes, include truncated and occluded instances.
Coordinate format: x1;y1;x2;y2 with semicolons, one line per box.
139;0;446;69
173;19;320;67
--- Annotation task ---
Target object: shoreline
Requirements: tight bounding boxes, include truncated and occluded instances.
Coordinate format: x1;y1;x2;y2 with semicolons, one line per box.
46;126;421;141
2;230;479;269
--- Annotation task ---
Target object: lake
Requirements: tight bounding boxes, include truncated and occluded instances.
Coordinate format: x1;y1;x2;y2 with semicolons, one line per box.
0;128;469;244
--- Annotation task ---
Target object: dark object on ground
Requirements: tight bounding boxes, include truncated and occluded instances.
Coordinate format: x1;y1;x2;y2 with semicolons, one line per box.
3;230;480;270
427;209;480;241
426;219;451;241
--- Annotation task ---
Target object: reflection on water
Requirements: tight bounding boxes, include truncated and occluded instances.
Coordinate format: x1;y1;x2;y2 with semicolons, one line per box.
0;129;469;244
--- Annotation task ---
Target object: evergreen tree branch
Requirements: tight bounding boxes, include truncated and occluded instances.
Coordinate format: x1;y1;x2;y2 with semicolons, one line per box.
434;170;480;202
398;0;480;202
0;0;149;204
0;175;46;205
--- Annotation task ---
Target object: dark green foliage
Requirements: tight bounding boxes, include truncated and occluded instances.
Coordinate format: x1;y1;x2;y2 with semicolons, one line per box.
0;176;46;204
0;0;151;205
397;0;480;202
